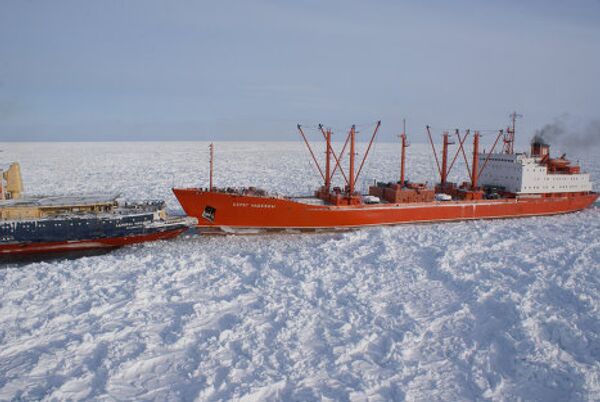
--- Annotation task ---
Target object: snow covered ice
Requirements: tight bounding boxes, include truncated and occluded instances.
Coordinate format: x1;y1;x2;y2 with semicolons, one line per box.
1;141;599;401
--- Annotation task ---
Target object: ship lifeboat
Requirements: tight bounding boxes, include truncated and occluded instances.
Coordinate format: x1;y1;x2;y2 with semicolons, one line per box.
435;193;452;201
362;195;380;204
548;158;570;168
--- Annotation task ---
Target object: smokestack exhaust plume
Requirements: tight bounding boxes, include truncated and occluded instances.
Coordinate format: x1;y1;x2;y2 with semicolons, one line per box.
532;116;600;151
531;134;549;146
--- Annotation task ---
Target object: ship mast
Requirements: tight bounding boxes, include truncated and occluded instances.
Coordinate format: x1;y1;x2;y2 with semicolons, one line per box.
400;119;408;186
441;132;450;187
349;125;356;195
503;111;522;154
325;128;332;191
209;143;214;191
471;131;480;189
300;121;380;204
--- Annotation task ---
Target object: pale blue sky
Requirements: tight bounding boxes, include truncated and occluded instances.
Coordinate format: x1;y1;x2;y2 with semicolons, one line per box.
1;0;600;143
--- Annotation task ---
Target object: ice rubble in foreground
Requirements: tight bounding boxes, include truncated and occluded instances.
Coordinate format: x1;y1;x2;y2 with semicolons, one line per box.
0;141;599;401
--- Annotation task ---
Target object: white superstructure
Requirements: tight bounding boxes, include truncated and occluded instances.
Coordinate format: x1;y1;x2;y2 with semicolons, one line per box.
478;151;592;194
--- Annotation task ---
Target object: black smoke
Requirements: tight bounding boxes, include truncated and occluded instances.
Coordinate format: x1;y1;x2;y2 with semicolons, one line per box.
532;117;600;150
532;119;566;145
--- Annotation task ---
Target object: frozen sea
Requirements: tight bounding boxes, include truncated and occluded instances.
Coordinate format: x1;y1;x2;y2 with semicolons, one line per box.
1;140;599;401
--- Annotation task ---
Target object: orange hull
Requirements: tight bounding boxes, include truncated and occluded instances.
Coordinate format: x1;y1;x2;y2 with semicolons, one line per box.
173;189;598;232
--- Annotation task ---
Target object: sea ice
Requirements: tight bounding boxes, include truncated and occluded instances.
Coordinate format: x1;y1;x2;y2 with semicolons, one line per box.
0;140;598;401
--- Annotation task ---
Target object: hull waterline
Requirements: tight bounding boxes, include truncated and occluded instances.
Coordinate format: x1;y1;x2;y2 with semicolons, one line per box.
0;227;187;256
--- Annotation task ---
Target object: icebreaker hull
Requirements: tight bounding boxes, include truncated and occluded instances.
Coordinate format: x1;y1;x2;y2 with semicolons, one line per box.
0;226;186;256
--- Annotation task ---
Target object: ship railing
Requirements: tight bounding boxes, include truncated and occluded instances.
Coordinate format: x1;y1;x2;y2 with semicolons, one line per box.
209;187;273;197
119;200;166;213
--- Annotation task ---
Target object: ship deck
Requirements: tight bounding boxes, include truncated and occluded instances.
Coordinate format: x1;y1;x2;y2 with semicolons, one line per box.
289;196;330;206
289;194;512;208
0;194;119;208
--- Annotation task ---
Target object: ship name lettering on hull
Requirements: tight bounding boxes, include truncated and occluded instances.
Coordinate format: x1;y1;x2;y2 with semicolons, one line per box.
232;202;276;209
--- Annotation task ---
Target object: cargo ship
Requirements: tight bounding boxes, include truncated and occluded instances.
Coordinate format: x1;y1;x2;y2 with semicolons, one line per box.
173;116;597;233
1;162;189;257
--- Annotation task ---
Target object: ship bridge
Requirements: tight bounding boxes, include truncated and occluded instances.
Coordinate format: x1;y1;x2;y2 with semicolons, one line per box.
478;152;592;195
